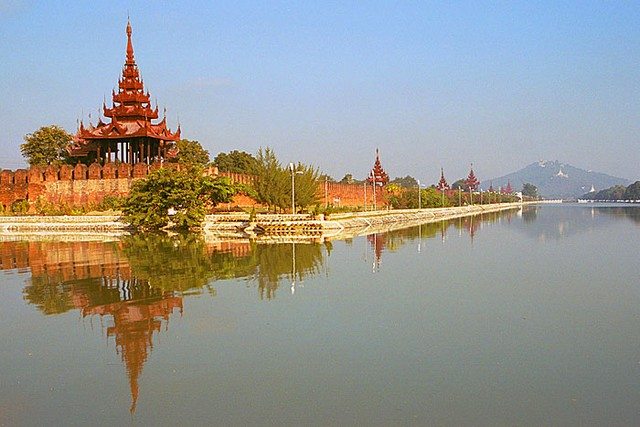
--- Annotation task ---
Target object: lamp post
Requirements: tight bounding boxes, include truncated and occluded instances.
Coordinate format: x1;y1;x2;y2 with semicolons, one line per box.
289;163;303;214
372;169;377;211
364;180;367;211
324;176;328;208
458;187;462;206
441;186;445;207
417;179;422;210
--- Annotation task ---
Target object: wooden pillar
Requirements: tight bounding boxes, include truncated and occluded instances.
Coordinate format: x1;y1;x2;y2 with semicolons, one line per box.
128;141;133;164
139;141;143;164
97;145;101;164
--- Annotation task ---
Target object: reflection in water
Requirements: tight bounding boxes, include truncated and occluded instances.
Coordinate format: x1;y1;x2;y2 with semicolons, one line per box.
597;206;640;224
0;236;325;413
0;206;592;415
365;209;513;267
0;206;640;424
513;205;640;241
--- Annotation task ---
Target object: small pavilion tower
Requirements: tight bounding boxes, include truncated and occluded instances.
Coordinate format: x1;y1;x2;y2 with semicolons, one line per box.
68;19;180;164
465;163;479;191
367;149;389;185
437;167;449;191
503;180;513;194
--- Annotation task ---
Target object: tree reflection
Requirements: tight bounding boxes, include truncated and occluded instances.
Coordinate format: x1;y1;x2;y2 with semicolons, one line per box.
1;211;519;413
596;206;640;224
3;235;325;414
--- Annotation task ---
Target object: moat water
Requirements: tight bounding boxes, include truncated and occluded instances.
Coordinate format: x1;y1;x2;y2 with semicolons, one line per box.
1;205;639;426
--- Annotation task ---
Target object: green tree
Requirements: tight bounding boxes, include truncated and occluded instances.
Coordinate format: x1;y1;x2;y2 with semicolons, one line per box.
253;147;289;212
522;183;539;199
390;175;418;188
213;150;259;174
173;139;210;166
21;125;73;166
291;162;320;211
451;179;468;191
624;181;640;200
122;167;235;231
585;185;627;200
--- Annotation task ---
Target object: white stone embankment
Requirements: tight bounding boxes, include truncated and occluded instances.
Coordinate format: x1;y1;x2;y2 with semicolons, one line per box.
0;215;128;239
0;202;532;239
327;202;527;230
203;202;531;239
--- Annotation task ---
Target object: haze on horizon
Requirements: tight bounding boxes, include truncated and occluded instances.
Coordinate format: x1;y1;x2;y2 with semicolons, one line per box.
0;1;638;185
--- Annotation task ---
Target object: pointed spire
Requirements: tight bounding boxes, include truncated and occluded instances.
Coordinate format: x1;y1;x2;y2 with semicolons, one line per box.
126;18;135;65
368;148;389;185
504;180;513;194
465;163;479;191
437;167;449;190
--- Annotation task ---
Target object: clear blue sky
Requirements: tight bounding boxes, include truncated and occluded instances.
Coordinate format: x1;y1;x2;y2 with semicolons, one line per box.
1;1;638;184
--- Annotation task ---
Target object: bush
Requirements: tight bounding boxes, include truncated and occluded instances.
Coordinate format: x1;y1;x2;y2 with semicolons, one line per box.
97;195;124;211
11;199;29;215
122;167;236;231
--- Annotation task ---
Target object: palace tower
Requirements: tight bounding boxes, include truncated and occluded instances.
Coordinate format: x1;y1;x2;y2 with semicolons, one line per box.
68;20;180;164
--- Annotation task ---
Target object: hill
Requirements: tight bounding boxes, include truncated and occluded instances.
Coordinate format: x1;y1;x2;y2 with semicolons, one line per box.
482;161;630;199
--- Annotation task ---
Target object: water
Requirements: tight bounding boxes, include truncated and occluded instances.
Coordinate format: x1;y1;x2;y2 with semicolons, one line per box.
1;205;639;426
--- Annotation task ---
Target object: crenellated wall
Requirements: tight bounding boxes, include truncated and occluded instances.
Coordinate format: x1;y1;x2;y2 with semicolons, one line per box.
317;181;387;209
0;163;386;212
0;162;221;211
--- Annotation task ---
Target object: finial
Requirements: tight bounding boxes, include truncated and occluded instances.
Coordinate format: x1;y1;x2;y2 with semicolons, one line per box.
125;17;135;65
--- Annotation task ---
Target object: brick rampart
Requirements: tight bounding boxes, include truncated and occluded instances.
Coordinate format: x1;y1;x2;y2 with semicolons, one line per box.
0;164;387;211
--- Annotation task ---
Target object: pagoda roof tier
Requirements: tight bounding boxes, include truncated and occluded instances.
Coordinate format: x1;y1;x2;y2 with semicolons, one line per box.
103;103;158;120
75;118;180;142
119;77;144;91
72;19;180;157
367;148;389;185
112;88;150;104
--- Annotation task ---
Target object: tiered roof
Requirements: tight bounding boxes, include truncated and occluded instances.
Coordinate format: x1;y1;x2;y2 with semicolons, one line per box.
69;20;179;156
367;149;389;185
437;167;449;190
465;164;479;191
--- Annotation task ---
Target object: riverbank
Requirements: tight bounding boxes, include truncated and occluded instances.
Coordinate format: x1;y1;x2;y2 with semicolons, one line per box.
0;202;536;240
204;202;532;239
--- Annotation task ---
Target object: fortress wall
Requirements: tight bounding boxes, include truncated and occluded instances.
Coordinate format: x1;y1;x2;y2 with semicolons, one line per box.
0;165;388;212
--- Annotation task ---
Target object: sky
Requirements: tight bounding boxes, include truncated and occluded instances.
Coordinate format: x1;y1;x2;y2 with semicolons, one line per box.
1;1;639;184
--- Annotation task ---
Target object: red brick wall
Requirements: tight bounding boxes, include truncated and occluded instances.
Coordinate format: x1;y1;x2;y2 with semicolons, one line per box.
318;181;387;209
0;165;387;211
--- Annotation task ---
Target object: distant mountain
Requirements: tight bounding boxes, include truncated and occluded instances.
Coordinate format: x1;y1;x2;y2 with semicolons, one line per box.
482;161;630;199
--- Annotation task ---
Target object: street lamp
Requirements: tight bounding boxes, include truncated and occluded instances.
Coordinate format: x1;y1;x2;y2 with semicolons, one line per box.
364;180;367;211
289;163;303;214
417;179;421;210
371;169;377;211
